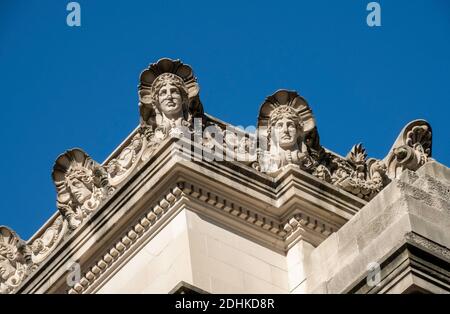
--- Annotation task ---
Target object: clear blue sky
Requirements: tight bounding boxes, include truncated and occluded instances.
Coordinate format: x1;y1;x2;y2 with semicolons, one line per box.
1;0;449;240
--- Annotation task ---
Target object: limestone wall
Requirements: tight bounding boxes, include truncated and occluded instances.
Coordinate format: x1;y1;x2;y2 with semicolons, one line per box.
305;161;450;293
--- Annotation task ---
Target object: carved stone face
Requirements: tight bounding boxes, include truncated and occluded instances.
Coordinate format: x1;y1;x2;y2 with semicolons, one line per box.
157;83;183;118
273;117;299;150
67;177;92;204
0;256;15;281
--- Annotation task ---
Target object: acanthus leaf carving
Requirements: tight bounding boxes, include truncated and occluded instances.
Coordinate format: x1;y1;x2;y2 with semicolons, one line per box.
324;144;388;200
347;143;367;168
312;164;332;183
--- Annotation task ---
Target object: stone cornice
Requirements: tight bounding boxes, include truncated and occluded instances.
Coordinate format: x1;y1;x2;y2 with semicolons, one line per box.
71;178;356;294
16;137;366;294
69;185;186;294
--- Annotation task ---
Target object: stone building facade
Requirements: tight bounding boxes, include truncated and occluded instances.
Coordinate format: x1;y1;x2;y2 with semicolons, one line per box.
1;58;449;294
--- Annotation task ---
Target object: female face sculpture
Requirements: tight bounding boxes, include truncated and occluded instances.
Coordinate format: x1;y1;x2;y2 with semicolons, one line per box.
158;83;183;117
152;73;188;121
269;106;303;151
274;117;299;150
65;168;93;205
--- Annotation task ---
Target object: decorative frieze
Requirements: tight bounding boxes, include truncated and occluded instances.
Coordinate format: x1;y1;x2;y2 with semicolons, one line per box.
107;133;146;186
405;232;450;261
30;216;68;265
99;60;434;204
253;90;432;201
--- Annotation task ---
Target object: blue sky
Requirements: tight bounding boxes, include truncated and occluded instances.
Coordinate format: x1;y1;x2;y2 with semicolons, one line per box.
1;0;449;240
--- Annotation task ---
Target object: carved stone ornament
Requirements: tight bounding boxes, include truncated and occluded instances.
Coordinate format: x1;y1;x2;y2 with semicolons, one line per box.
0;226;30;294
255;90;321;174
253;90;433;201
107;132;146;186
138;58;204;161
329;144;389;200
384;120;432;179
253;89;410;201
52;148;113;230
29;216;68;264
202;123;224;151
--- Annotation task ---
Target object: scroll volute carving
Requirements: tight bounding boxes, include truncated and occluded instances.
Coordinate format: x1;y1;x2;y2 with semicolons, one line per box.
107;132;146;186
384;120;432;179
256;90;321;174
52;148;112;230
0;226;30;294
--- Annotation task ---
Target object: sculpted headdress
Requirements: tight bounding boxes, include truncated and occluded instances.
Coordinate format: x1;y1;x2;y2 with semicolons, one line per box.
257;90;320;152
52;148;108;229
138;58;204;130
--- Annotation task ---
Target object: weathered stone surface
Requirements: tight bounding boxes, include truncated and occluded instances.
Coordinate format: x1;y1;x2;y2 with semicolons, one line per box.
306;161;450;294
